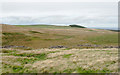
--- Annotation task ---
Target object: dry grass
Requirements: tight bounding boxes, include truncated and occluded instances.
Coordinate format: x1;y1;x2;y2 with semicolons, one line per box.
2;48;118;73
2;24;118;49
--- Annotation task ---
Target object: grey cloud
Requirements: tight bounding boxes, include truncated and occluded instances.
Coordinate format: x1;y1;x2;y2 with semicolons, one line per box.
0;2;117;27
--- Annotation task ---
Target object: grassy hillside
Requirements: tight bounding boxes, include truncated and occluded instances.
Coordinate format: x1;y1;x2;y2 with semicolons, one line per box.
1;24;119;73
2;24;118;49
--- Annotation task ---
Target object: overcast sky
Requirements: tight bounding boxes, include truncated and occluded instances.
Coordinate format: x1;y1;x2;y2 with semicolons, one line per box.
0;1;118;27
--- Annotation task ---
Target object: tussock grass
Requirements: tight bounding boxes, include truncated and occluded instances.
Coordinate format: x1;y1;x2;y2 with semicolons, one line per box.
8;53;47;60
2;48;118;73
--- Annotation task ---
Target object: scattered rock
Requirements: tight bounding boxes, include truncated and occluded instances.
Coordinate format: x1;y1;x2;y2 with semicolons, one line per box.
77;44;119;48
50;45;67;49
103;46;109;48
77;45;84;46
114;46;120;48
93;45;100;47
84;44;91;47
2;45;120;49
109;46;114;48
77;44;100;48
1;45;28;48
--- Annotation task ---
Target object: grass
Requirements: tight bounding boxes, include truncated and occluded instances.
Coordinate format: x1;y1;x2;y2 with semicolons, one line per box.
2;32;74;49
2;62;37;73
2;25;118;49
62;67;113;73
1;24;119;73
62;48;71;50
2;49;17;53
76;67;112;73
16;58;38;64
86;34;118;45
63;54;72;58
9;53;47;60
2;32;32;46
2;48;118;73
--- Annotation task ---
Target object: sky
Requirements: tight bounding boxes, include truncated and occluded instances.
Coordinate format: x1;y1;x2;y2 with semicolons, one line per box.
0;0;118;28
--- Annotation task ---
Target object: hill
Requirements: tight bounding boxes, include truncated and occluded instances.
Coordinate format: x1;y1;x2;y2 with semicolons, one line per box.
2;24;118;49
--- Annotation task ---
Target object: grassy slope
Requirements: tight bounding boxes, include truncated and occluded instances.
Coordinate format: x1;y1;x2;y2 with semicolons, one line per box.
2;24;118;49
2;24;118;73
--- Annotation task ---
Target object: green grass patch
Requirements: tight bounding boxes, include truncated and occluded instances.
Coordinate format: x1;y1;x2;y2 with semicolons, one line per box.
2;50;16;53
48;51;60;53
2;63;37;73
12;53;46;59
77;67;113;73
31;37;40;40
43;39;55;41
16;58;37;64
2;49;18;53
12;65;23;72
86;34;118;45
62;48;71;50
63;54;72;58
5;53;47;64
62;67;113;73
